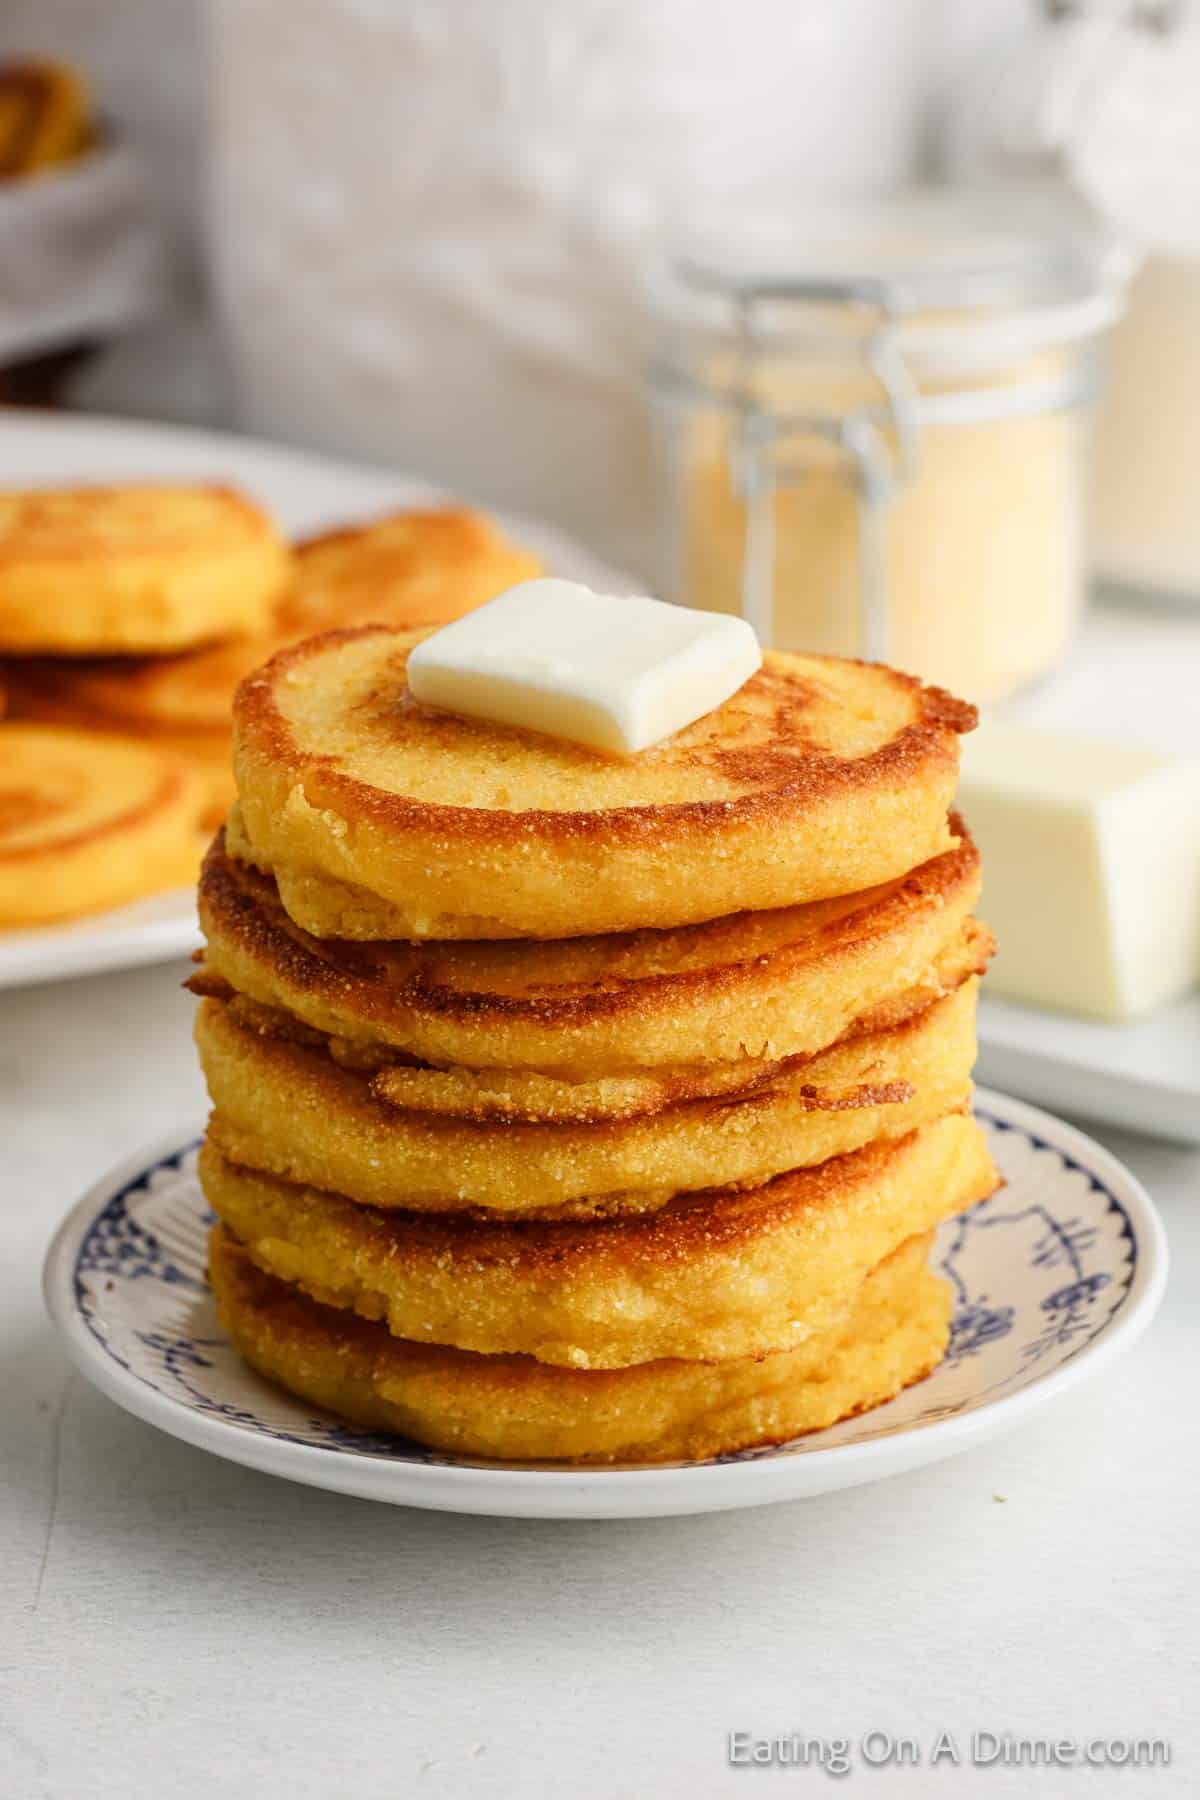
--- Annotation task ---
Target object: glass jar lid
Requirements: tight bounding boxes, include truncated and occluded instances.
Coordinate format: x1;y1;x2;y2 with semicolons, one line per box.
647;185;1126;375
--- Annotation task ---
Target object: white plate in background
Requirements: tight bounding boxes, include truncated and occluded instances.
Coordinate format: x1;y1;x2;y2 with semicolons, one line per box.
0;887;199;993
0;410;633;991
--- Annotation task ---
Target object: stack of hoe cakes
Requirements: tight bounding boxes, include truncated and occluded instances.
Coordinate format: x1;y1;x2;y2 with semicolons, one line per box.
8;500;539;839
193;623;999;1464
0;485;287;928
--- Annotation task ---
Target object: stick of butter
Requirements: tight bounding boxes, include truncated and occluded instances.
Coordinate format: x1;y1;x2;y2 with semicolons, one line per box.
960;723;1200;1020
406;578;762;755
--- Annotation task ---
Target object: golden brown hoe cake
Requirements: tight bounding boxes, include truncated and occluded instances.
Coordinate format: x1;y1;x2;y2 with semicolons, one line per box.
7;508;540;824
197;823;985;1079
200;1115;994;1368
195;978;983;1217
285;506;542;636
195;599;996;1464
210;1224;952;1465
229;625;976;941
0;486;288;655
0;725;204;926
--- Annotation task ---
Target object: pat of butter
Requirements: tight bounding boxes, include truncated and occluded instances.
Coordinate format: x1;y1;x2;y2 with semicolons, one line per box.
406;579;761;755
960;723;1200;1020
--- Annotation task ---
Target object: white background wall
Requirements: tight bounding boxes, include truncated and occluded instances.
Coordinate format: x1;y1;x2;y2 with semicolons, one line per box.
0;0;1037;531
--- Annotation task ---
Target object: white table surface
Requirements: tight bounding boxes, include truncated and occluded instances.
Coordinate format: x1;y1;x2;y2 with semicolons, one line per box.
3;951;1198;1800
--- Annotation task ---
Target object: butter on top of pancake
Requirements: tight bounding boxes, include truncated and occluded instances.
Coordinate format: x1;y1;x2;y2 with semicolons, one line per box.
231;626;976;941
407;579;762;756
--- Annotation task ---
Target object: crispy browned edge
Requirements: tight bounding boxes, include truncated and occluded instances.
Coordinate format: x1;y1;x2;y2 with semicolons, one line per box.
208;1222;950;1462
0;483;278;566
232;625;977;848
194;821;981;1034
207;967;989;1126
203;1117;1000;1275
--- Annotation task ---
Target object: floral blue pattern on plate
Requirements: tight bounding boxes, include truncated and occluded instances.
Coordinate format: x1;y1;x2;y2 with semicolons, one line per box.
44;1089;1166;1518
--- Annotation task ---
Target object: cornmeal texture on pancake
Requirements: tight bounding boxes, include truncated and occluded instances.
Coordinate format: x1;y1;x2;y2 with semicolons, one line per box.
196;979;982;1217
208;1225;951;1463
199;1111;995;1366
230;626;976;940
197;826;985;1078
284;507;541;636
210;940;987;1123
0;725;205;925
0;485;288;654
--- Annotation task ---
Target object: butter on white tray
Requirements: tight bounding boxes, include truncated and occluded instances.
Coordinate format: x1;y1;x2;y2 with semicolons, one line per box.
407;578;761;754
961;723;1200;1021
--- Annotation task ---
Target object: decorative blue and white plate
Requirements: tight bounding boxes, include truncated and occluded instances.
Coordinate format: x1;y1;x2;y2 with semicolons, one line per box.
43;1089;1167;1519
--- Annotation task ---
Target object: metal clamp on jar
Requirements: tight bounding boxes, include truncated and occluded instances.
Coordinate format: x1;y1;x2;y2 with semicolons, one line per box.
647;192;1125;703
